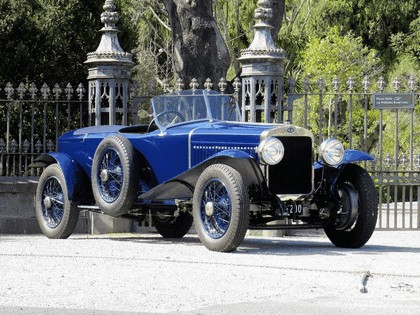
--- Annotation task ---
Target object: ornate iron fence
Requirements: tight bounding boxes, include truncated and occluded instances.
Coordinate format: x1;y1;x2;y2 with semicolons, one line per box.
0;78;238;177
0;82;88;176
1;76;419;230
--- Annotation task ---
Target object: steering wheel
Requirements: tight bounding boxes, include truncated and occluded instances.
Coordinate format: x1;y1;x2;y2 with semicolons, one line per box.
147;110;185;133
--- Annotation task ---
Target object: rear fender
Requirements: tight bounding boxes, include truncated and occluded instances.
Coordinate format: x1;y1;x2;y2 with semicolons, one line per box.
31;153;89;201
139;150;266;201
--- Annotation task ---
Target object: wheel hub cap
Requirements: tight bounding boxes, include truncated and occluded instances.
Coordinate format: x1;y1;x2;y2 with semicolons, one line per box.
205;202;214;216
43;196;52;209
100;169;109;182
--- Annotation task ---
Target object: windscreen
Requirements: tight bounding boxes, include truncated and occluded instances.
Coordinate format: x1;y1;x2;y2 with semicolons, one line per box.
206;94;241;122
151;90;241;131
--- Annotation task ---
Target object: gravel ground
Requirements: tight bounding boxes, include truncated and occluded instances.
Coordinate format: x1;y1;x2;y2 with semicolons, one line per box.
0;231;419;314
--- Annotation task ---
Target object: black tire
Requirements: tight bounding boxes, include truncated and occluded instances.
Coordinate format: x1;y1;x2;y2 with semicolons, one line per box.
35;164;79;239
324;164;378;248
193;164;249;252
91;135;137;216
153;211;193;238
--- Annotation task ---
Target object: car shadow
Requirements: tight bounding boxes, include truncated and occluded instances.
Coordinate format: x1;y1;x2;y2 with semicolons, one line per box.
236;236;420;256
81;233;420;256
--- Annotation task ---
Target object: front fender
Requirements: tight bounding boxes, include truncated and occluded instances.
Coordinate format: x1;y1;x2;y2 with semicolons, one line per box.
314;149;373;170
31;153;88;201
341;149;373;164
139;150;266;201
315;162;372;199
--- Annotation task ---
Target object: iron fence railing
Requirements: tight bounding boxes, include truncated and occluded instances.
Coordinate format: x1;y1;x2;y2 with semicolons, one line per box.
0;76;419;229
0;82;88;176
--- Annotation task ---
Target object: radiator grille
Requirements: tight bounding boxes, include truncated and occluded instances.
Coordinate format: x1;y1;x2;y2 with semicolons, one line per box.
268;136;313;195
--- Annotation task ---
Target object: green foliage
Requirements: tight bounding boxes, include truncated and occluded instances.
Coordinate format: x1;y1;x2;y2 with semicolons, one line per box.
117;0;172;88
377;54;419;158
300;26;381;84
291;27;383;150
0;0;111;85
215;0;256;50
279;0;419;78
213;0;257;78
389;13;420;85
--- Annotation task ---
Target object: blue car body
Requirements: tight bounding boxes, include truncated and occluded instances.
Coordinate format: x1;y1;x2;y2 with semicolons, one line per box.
32;90;377;251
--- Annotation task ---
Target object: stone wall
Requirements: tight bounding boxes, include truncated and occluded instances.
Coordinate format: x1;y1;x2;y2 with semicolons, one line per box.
0;177;142;235
0;177;43;234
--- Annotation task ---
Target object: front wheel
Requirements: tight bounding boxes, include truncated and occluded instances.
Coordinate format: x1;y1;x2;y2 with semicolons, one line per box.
193;164;249;252
324;164;378;248
35;164;79;239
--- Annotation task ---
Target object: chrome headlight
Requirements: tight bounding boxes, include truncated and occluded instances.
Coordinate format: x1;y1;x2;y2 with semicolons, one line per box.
258;137;284;165
318;138;344;166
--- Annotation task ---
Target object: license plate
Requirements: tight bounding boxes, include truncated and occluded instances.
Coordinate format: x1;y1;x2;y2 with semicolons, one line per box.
286;203;303;215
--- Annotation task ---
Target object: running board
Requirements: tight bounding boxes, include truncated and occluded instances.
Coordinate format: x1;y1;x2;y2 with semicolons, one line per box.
76;205;145;216
77;205;101;212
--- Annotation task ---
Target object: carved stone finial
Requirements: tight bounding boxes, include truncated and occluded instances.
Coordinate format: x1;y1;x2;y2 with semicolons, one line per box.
254;0;273;24
101;0;119;29
85;0;134;70
103;0;116;11
239;0;284;61
85;0;134;126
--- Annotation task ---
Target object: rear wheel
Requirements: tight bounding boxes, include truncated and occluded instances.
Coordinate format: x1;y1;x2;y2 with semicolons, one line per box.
324;164;378;248
91;135;137;216
193;164;249;252
35;164;79;239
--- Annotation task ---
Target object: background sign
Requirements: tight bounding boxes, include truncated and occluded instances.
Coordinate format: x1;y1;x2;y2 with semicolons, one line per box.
373;93;414;109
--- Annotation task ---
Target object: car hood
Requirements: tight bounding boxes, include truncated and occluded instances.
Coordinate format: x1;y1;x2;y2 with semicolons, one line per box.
185;120;311;142
184;121;313;168
194;121;277;135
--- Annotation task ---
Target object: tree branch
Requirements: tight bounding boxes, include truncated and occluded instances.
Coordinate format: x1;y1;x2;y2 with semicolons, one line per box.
148;5;171;32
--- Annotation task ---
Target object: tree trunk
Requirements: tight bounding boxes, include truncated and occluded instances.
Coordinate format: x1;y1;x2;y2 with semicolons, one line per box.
270;0;285;41
162;0;230;88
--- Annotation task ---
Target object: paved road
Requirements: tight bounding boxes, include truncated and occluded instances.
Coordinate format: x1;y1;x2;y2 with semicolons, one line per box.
0;231;419;314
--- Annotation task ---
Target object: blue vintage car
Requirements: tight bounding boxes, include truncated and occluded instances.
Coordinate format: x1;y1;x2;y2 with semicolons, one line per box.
32;90;378;252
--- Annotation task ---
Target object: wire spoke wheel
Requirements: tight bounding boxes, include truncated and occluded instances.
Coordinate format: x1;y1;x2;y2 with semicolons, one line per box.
193;164;249;252
35;164;79;239
41;176;65;228
92;135;137;217
97;147;124;203
200;179;232;239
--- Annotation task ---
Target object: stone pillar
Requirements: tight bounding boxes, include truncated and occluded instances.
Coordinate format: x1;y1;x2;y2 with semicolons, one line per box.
85;0;134;126
238;0;285;123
